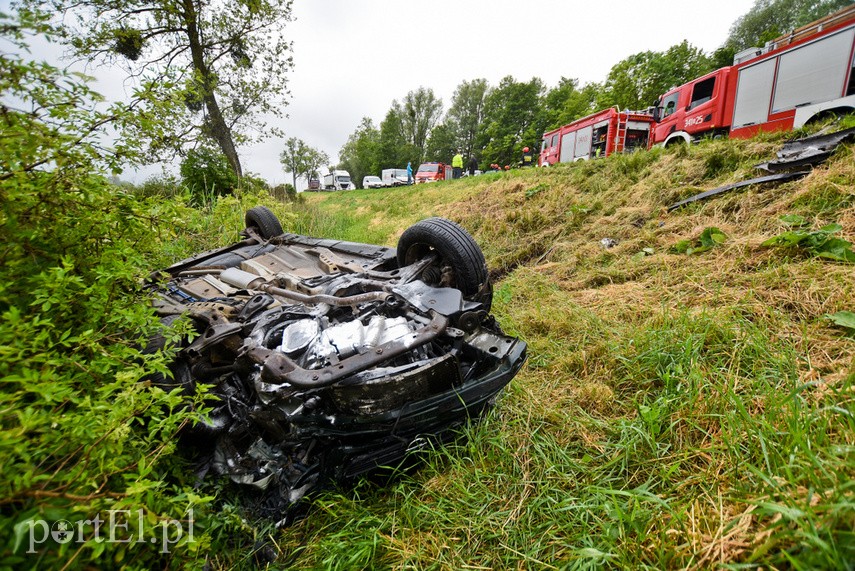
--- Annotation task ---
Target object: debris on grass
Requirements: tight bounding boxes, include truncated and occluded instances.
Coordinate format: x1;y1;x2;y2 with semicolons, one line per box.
755;126;855;172
668;126;855;211
631;247;655;261
667;171;810;212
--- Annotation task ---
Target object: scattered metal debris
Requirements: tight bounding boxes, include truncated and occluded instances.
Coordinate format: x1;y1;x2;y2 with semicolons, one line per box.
667;126;854;212
756;126;855;172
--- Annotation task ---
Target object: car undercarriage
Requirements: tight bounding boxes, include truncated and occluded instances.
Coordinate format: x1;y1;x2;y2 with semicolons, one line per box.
148;209;526;521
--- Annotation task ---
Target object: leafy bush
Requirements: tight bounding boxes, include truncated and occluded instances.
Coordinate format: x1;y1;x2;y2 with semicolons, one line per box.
271;183;303;202
670;227;728;255
0;16;246;568
134;173;184;199
762;220;855;262
179;145;239;205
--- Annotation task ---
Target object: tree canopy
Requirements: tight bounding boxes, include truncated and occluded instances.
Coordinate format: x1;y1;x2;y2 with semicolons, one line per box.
598;41;713;110
337;118;380;188
335;1;852;175
726;0;853;50
445;79;490;158
280;137;329;190
23;0;295;177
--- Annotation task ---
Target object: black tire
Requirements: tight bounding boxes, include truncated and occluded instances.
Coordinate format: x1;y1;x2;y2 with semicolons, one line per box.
397;217;492;310
245;206;283;239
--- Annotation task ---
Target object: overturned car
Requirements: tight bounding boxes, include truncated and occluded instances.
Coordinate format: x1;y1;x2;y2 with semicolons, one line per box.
149;208;526;519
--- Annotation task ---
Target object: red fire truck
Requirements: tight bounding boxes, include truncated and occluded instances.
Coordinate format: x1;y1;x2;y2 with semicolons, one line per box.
415;162;452;183
651;4;855;146
538;107;654;166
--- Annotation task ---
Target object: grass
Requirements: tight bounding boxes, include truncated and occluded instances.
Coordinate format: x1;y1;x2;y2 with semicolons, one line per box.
219;133;854;569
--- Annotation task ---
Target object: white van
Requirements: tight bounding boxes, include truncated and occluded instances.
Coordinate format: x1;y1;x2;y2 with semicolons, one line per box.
362;175;384;189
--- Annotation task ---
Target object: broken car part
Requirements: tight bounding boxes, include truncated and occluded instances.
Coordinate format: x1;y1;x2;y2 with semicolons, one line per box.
667;126;854;212
146;211;526;523
666;171;810;212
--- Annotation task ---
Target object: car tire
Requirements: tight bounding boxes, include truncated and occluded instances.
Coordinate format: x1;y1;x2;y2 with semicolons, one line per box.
397;217;492;310
245;206;283;239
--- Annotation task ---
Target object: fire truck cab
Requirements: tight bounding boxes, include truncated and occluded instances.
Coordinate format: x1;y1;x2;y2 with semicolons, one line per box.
652;67;734;146
651;4;855;145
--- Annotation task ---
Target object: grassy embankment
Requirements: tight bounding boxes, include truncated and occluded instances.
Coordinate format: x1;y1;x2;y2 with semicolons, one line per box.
244;132;854;569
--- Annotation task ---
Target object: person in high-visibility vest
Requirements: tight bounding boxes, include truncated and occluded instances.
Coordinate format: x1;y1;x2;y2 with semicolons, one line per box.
451;150;463;179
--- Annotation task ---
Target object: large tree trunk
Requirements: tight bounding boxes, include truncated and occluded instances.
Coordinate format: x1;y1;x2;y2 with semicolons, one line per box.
182;0;243;177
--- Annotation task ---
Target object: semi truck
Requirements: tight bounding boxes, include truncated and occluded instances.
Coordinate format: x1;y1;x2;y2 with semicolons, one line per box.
539;107;654;166
381;168;410;186
415;162;452;183
323;170;355;191
651;4;855;145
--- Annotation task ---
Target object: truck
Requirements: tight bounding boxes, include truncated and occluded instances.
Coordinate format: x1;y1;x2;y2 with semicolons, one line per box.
322;170;355;191
539;107;654;166
651;4;855;146
381;168;410;187
415;162;452;184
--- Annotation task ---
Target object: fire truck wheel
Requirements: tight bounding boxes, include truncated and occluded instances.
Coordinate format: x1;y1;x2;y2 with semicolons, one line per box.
245;206;284;239
397;217;492;310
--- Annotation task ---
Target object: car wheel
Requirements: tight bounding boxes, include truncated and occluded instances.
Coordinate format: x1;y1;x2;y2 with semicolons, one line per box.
397;217;492;310
245;206;284;239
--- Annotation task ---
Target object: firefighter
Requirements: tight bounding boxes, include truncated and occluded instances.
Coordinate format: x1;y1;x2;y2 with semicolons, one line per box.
451;150;463;179
521;146;533;167
467;154;478;176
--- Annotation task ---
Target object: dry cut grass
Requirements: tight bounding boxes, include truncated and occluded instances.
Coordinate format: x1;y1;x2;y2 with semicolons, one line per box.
263;133;854;570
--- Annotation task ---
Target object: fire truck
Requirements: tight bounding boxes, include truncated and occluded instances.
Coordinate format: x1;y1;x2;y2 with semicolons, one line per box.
651;4;855;146
414;162;452;183
538;107;654;166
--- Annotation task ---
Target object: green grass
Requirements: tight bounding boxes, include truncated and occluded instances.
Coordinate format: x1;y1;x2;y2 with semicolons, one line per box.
236;134;855;570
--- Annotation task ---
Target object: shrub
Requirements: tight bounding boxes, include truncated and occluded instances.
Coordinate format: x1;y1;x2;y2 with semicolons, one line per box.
0;16;218;568
179;145;239;205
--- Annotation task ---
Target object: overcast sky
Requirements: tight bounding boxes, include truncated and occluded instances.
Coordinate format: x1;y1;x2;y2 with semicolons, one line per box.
6;0;758;186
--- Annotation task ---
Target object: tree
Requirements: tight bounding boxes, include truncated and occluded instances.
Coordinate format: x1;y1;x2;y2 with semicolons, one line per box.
24;0;295;177
446;79;489;158
377;107;419;169
279;137;328;191
477;76;545;167
0;13;213;568
338;117;380;187
397;87;443;162
723;0;853;54
302;147;329;183
598;41;713;110
540;77;600;131
424;123;458;165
